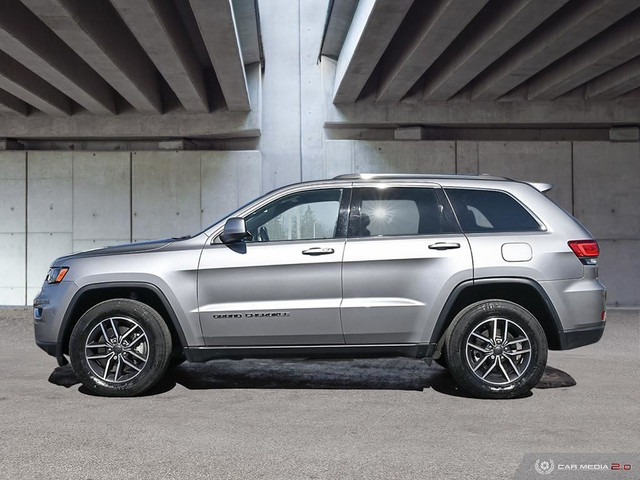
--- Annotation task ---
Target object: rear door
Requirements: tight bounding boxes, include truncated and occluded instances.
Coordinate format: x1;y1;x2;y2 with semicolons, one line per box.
341;183;473;344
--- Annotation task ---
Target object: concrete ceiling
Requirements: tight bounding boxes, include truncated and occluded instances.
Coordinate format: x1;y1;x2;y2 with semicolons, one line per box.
324;0;640;105
0;0;261;118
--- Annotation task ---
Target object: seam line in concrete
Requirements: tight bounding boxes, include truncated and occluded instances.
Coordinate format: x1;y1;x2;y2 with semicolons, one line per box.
24;151;28;306
129;152;133;244
298;0;303;182
454;141;458;174
571;141;575;216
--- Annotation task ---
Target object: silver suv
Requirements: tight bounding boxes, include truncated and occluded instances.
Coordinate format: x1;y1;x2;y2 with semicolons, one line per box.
34;174;606;398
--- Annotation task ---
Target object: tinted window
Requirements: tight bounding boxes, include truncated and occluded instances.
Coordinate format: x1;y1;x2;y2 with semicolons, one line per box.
445;189;541;233
353;187;459;237
245;189;342;242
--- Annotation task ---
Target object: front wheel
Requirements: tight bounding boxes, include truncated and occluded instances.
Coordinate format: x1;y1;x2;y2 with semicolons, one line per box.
445;300;547;399
69;299;172;397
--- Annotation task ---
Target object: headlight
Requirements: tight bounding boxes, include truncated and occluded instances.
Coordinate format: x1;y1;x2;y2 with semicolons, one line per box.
46;267;69;284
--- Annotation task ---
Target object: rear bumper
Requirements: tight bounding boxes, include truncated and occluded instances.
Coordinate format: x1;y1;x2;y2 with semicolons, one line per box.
558;322;606;350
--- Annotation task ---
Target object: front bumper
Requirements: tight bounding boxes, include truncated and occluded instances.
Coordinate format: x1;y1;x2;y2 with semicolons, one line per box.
33;280;78;364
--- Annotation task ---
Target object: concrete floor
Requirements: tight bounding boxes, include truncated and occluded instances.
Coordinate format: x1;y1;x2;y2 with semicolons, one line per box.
0;308;638;479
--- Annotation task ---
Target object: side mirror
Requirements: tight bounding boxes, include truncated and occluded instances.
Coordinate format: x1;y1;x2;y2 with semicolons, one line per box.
220;217;251;244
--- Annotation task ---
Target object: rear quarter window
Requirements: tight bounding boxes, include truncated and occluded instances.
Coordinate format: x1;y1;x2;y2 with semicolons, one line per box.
445;188;542;233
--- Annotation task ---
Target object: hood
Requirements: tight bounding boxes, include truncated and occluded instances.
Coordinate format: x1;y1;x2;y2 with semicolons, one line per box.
53;238;175;265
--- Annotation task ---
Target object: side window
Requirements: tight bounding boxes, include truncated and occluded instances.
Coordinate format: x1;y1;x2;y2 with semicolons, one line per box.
245;189;343;242
445;188;542;233
353;187;459;237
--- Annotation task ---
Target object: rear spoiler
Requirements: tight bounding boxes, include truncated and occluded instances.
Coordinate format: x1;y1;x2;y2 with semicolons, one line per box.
526;182;553;193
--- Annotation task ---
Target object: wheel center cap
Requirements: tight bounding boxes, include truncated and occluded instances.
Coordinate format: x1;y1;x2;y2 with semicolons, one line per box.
494;346;504;355
112;344;124;354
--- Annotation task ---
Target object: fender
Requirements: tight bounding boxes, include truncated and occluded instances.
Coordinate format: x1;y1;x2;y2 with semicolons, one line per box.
428;277;564;346
56;281;189;363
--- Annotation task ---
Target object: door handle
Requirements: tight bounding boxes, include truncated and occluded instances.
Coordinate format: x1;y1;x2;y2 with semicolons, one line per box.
302;247;335;256
428;242;461;251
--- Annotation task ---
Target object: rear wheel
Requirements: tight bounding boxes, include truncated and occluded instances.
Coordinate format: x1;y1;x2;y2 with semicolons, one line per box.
69;299;172;397
445;299;547;399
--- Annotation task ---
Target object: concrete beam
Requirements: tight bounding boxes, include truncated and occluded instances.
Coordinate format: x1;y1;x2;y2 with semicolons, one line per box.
320;0;358;59
232;0;261;64
610;126;640;141
0;49;71;115
0;0;115;114
21;0;162;114
0;63;261;138
333;0;413;104
320;55;640;126
423;0;568;101
111;0;208;113
471;0;639;101
189;0;250;111
377;0;489;103
0;89;28;116
586;56;640;100
526;10;640;100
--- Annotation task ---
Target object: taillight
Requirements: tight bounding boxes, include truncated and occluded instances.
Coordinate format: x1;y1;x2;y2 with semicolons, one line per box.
568;240;599;265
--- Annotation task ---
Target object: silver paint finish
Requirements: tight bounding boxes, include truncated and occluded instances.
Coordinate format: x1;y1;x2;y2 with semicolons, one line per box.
341;234;472;344
198;238;346;345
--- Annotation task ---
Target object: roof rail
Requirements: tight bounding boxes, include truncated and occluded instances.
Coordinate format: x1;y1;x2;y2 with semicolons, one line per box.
332;173;506;181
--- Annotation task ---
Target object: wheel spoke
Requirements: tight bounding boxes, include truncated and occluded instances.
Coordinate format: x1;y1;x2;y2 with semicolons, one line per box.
482;358;498;379
102;353;115;380
468;343;490;353
126;350;147;362
109;318;119;342
504;354;520;376
472;353;492;372
503;320;509;342
100;322;111;343
507;337;529;347
497;357;511;382
86;352;112;360
492;318;498;343
505;348;531;356
120;324;138;342
128;333;147;347
113;356;122;382
86;343;109;349
121;356;143;372
470;332;492;345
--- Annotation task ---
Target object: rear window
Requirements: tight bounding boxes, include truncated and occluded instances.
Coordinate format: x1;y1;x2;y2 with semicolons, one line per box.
445;189;542;233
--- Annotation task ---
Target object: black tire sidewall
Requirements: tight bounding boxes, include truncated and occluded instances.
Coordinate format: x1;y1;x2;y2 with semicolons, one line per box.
69;299;172;397
445;300;547;399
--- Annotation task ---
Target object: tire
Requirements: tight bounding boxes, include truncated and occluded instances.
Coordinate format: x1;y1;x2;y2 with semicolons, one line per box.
445;299;547;399
69;299;172;397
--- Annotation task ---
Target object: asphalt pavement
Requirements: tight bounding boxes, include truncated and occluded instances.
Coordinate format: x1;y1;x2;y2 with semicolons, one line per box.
0;308;638;480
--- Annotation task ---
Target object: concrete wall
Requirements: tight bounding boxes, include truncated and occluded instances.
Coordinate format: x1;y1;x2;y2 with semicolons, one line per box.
0;150;261;305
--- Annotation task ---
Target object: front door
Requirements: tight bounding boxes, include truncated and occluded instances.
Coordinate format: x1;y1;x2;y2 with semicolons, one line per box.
198;187;348;346
341;184;473;344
